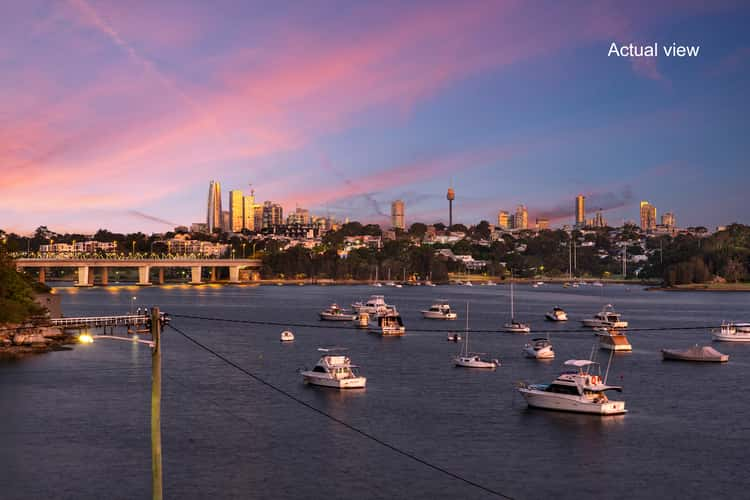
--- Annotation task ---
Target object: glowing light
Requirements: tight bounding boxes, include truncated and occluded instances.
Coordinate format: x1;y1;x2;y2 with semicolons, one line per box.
78;333;94;344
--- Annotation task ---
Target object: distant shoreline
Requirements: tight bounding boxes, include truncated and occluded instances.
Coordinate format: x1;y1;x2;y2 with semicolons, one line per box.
647;283;750;292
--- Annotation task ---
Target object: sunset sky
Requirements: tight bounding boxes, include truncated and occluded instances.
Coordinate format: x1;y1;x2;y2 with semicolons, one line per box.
2;0;749;234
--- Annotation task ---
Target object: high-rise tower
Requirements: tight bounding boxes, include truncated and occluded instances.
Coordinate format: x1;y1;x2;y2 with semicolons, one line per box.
447;186;455;228
640;201;657;230
229;190;244;232
391;200;405;230
575;194;585;227
206;180;222;232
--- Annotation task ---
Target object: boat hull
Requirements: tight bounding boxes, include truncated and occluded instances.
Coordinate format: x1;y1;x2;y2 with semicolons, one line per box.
302;374;367;389
661;350;729;362
319;313;356;321
422;311;457;320
518;388;626;415
545;313;568;322
454;357;498;369
712;333;750;342
523;346;554;359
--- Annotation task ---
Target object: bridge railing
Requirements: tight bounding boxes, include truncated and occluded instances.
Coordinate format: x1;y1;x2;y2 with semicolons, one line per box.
51;315;151;328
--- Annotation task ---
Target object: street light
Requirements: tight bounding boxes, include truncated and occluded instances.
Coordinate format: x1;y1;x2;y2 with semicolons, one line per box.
242;243;246;258
131;296;137;314
77;307;163;500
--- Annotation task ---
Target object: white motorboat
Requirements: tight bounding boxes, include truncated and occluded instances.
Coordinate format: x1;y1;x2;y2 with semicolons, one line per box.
447;333;462;342
319;303;356;321
373;282;383;287
712;322;750;342
424;280;437;287
592;281;604;287
486;281;497;286
370;310;405;336
422;301;457;320
300;349;366;389
517;358;627;415
662;345;729;362
504;280;531;333
351;295;391;316
545;307;568;322
523;338;555;359
464;281;473;287
582;304;628;329
280;330;295;342
454;303;499;368
598;329;632;351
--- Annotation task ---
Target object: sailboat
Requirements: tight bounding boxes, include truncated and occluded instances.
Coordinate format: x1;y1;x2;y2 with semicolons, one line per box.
504;279;531;333
454;303;499;368
373;266;382;287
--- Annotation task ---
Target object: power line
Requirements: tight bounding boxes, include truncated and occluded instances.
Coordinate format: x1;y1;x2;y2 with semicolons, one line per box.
168;313;720;335
167;323;515;500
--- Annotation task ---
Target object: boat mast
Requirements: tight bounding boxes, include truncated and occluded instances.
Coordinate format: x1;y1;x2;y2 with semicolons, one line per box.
510;279;515;321
603;347;615;384
464;302;470;356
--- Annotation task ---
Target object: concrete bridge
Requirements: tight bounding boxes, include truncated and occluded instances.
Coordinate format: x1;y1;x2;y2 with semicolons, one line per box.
15;257;262;286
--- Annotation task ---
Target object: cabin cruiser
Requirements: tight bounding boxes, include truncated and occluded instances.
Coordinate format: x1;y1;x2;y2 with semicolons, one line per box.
598;329;632;351
582;304;628;329
545;307;568;322
370;310;405;336
319;303;356;321
712;322;750;342
523;338;555;359
301;349;366;388
351;295;392;316
517;359;626;415
422;301;457;320
734;323;750;333
280;330;295;342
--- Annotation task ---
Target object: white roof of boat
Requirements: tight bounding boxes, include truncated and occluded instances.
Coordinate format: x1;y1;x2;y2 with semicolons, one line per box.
564;359;597;367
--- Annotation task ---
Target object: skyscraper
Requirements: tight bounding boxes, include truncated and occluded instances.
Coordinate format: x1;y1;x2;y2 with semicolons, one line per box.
446;186;455;228
661;212;676;228
514;204;528;230
229;190;244;232
575;194;585;227
243;191;256;231
206;181;222;232
640;201;657;230
391;200;405;230
262;201;283;228
497;210;509;229
536;218;550;230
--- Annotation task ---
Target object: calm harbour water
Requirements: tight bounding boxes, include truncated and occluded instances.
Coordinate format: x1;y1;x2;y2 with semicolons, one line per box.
2;283;749;499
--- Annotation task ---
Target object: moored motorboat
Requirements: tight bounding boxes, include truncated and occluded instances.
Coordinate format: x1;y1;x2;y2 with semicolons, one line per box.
422;301;457;320
300;348;367;388
447;333;462;342
545;307;568;322
662;345;729;362
523;338;555;359
517;359;626;415
582;304;628;329
280;330;295;342
370;309;405;336
598;329;632;351
319;303;356;321
712;322;750;342
351;295;391;316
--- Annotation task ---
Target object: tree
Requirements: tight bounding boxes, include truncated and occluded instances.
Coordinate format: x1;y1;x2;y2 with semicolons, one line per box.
0;250;46;324
408;223;427;238
722;258;745;283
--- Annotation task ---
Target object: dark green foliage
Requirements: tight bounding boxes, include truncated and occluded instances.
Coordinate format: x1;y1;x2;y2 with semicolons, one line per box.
0;250;46;324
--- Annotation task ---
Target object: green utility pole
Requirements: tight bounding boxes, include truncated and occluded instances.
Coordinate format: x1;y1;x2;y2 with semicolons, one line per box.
150;307;163;500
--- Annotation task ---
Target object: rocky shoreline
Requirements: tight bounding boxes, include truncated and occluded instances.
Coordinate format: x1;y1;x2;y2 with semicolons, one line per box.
0;324;76;358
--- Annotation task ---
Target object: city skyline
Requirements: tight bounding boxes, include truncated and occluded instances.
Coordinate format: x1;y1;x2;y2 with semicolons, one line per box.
2;1;749;234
